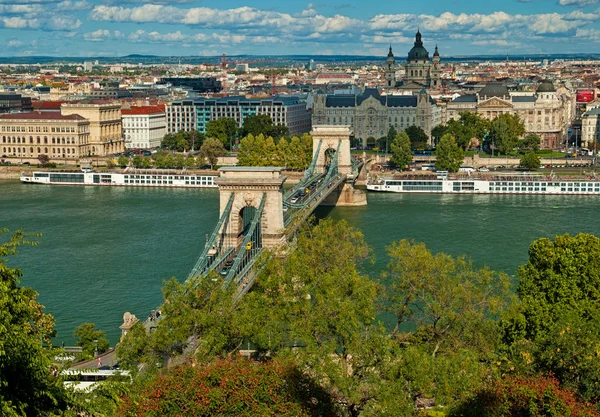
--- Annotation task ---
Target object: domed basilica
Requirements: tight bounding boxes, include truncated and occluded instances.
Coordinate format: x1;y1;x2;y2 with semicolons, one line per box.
385;30;441;91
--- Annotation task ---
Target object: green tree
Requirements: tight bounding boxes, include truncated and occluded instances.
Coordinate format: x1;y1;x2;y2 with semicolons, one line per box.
240;114;289;140
74;322;110;358
519;151;540;170
519;133;541;152
405;125;429;150
206;117;238;149
275;136;289;167
237;133;267;166
489;113;525;155
118;359;336;417
131;154;143;168
435;133;464;172
383;239;511;355
0;229;68;416
241;219;388;416
431;124;448;146
446;112;491;150
389;131;412;169
117;155;129;168
199;137;226;170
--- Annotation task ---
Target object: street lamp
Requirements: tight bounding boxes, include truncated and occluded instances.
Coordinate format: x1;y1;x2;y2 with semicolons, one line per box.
94;339;98;358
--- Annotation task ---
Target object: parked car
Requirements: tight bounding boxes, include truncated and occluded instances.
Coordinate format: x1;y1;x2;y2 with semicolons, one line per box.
478;167;490;172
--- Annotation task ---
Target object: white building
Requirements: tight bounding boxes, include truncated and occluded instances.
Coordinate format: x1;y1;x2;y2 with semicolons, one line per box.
121;105;166;149
582;107;600;148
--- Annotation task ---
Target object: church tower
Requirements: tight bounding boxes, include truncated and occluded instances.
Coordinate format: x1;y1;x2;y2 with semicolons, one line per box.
405;29;431;87
385;45;396;88
431;44;441;88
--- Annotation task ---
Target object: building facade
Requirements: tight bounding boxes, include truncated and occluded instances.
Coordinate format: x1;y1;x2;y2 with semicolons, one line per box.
166;96;312;137
386;31;441;91
581;107;600;148
312;88;441;147
0;93;33;113
61;102;124;156
446;82;571;149
122;106;166;149
0;112;90;160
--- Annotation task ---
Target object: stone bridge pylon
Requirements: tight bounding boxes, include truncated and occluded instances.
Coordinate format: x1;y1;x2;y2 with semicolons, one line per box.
311;125;367;206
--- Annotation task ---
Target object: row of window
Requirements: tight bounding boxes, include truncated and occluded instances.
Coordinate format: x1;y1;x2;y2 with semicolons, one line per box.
2;136;78;144
3;146;78;155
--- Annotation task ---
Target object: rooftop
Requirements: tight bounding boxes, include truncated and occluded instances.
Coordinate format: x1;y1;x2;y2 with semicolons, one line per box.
122;105;165;115
0;112;87;121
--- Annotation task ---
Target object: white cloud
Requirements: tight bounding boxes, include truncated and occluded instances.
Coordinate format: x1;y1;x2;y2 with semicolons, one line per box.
559;0;599;5
7;39;22;47
83;29;123;41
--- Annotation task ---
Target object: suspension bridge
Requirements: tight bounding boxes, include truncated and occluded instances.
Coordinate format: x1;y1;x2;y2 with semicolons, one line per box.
184;125;366;298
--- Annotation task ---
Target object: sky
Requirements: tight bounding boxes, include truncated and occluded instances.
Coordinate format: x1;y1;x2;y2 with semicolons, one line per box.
1;0;600;57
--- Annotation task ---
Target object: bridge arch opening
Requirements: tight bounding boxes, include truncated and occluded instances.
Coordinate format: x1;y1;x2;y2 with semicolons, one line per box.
324;147;337;172
238;205;262;249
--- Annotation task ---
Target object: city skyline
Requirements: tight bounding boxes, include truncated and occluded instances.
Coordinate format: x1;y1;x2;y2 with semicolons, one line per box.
1;0;600;57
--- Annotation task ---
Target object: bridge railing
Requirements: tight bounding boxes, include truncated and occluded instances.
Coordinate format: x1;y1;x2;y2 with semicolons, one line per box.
186;193;235;280
223;193;266;287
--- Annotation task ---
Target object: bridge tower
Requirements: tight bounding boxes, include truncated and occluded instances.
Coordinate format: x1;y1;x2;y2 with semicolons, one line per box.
311;125;367;206
216;167;286;249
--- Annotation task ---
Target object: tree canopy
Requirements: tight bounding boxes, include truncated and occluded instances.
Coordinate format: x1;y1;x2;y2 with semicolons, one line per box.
199;137;226;169
0;229;67;417
519;151;541;170
389;131;412;169
445;112;490;150
435;133;464;172
405;125;429;150
240;114;289;140
237;133;312;169
206;117;238;150
161;130;204;152
488;113;525;155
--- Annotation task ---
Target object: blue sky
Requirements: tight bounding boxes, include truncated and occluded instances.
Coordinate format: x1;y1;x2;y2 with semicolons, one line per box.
1;0;600;57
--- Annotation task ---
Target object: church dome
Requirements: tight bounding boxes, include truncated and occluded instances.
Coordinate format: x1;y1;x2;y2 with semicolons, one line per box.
407;30;429;61
537;80;556;93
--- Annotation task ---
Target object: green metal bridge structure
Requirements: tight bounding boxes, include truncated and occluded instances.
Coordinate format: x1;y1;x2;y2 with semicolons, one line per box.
185;125;366;299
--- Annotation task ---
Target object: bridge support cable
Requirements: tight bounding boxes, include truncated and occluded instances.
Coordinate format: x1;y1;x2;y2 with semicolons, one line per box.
283;140;323;201
186;193;235;281
223;193;266;287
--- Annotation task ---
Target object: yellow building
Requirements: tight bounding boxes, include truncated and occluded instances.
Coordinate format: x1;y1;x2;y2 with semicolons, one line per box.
61;102;124;156
0;112;90;160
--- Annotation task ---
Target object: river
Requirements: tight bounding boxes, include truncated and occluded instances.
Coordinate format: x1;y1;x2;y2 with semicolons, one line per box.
1;180;599;344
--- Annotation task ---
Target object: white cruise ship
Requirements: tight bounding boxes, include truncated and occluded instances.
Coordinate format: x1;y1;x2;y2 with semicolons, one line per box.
20;170;218;188
367;174;600;195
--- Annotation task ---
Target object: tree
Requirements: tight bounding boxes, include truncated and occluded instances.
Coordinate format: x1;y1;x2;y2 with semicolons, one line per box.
0;229;68;416
489;113;525;155
405;125;429;150
118;359;336;417
237;133;267;166
519;151;540;170
37;154;50;167
131;154;143;168
520;134;540;152
451;375;600;417
241;114;289;140
241;219;388;416
74;322;110;359
199;137;226;169
206;117;238;149
382;239;511;355
435;133;464;172
511;234;600;341
389;131;412;169
117;155;129;168
445;112;490;150
431;124;448;146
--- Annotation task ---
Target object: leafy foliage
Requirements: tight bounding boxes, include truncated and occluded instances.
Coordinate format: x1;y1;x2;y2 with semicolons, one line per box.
161;130;204;152
488;113;525;155
435;134;464;172
405;125;429;150
444;112;490;150
199;137;226;169
240;114;289;140
389;131;412;169
520;151;541;169
206;117;238;149
451;375;600;417
0;229;67;417
118;358;335;417
237;133;312;169
73;322;110;359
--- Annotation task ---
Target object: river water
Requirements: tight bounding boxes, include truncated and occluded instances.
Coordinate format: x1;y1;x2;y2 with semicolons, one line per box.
1;180;599;344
